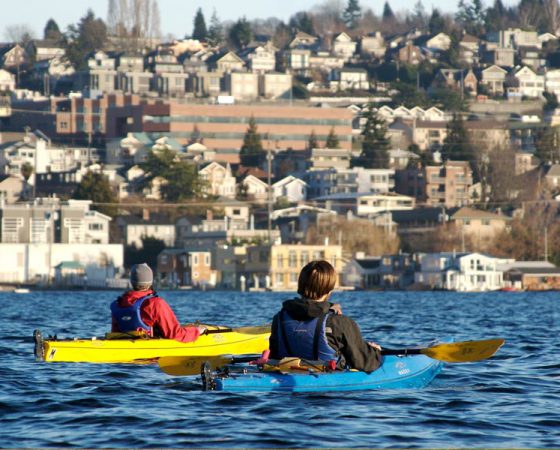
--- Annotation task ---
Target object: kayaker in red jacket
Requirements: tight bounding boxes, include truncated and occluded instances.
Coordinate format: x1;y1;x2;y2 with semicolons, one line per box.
269;260;382;372
111;263;204;343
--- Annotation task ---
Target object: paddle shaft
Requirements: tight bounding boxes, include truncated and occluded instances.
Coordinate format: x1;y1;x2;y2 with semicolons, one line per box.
381;348;423;356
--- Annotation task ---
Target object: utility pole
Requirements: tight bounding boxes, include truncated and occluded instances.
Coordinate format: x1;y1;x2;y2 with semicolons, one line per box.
266;134;272;244
544;226;549;262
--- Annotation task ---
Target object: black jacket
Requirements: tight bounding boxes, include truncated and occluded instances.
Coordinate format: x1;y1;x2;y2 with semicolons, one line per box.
269;297;382;373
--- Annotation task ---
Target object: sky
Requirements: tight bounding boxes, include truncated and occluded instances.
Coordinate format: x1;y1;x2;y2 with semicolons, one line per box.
0;0;498;42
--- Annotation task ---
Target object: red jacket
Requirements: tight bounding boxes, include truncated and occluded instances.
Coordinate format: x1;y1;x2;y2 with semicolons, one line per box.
111;289;201;343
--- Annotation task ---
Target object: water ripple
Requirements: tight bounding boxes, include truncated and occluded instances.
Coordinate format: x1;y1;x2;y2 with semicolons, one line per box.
1;290;559;447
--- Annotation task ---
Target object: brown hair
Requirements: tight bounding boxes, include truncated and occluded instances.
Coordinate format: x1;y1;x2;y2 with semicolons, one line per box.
297;260;337;300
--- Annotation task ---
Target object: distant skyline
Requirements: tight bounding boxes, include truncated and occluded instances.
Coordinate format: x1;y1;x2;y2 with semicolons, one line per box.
1;0;517;41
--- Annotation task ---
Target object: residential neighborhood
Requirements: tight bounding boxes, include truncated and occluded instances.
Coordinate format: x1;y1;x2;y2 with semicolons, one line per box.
2;0;560;292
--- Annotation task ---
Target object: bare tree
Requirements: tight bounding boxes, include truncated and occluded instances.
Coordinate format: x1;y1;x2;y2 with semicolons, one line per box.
305;215;399;257
542;0;560;34
107;0;119;34
311;0;345;48
4;24;35;44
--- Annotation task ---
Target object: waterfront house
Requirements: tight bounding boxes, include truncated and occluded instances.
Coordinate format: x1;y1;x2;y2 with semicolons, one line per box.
416;252;512;291
244;243;343;291
378;253;418;289
342;254;381;289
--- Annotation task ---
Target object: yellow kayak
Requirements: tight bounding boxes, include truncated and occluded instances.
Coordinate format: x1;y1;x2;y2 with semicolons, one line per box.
34;324;271;364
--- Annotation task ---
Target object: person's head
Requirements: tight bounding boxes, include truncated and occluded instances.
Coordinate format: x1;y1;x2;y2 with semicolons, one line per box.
297;260;337;301
130;263;153;291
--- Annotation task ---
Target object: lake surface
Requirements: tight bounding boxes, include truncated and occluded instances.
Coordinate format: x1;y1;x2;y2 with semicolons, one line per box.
1;290;559;448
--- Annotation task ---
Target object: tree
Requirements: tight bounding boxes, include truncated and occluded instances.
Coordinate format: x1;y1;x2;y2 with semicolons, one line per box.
73;171;118;216
207;9;224;46
456;0;486;36
289;12;315;35
4;24;35;45
441;113;473;163
307;130;319;150
66;9;108;70
192;8;208;41
228;17;253;50
325;127;340;148
409;1;427;28
44;19;62;41
20;162;33;182
356;107;390;168
273;21;292;50
139;147;203;201
487;145;518;205
125;236;165;270
382;2;396;22
535;126;560;164
485;0;508;33
342;0;362;29
305;215;399;257
428;9;446;35
239;116;264;167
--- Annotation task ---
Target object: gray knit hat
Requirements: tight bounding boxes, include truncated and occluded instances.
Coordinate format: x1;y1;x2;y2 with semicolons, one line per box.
130;263;153;290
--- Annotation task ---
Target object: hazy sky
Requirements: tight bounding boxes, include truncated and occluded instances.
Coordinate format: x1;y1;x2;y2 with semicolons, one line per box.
2;0;519;41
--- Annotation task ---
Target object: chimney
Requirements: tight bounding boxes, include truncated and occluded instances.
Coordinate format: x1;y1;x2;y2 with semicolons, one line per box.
142;208;150;221
206;209;213;220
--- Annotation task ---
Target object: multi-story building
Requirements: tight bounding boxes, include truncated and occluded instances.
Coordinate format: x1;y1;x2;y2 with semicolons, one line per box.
115;211;176;248
198;162;236;199
106;101;353;155
424;161;473;207
0;198;120;285
244;243;343;290
315;192;414;217
157;248;216;287
305;167;395;198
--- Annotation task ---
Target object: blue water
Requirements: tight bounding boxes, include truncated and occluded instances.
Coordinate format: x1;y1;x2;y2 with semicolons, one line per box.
1;290;559;448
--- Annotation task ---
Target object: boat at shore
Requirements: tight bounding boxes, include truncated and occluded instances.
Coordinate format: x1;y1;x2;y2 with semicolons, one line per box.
34;324;271;364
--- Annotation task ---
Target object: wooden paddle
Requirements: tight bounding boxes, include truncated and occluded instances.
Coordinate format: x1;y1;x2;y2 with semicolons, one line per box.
157;339;505;376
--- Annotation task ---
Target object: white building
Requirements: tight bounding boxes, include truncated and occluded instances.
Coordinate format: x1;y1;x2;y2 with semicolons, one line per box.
306;167;395;198
509;66;545;98
0;242;123;286
272;176;307;202
415;252;513;291
198;162;236;199
242;174;268;203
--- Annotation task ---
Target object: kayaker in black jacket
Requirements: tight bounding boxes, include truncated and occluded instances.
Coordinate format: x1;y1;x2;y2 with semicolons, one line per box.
269;260;382;373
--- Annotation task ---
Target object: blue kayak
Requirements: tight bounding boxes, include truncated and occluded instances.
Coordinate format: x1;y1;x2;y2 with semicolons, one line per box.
206;352;444;393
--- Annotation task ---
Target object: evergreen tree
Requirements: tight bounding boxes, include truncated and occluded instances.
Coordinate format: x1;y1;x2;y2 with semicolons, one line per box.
382;2;396;22
140;148;203;201
342;0;362;29
456;0;486;36
73;171;118;216
428;9;446;35
192;8;208;41
207;9;224;46
65;10;108;70
307;130;319;150
289;12;315;35
325;127;340;149
485;0;508;33
357;107;390;169
441;113;473;162
411;1;427;28
239;116;264;167
228;17;253;50
44;19;62;41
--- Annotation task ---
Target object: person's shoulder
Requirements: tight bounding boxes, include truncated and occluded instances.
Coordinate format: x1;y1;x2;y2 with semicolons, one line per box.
328;313;359;328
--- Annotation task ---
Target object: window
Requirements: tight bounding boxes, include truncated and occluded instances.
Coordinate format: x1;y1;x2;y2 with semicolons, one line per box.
300;251;309;266
193;254;199;265
275;273;283;286
289;272;298;284
88;223;103;231
204;254;210;265
288;251;297;267
277;254;284;268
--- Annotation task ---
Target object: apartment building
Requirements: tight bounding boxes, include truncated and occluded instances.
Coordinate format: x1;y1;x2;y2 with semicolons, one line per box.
245;243;343;291
424;161;473;207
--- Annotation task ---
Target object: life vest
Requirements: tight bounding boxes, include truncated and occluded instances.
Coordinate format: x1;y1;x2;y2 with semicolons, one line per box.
111;293;156;335
275;309;338;362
